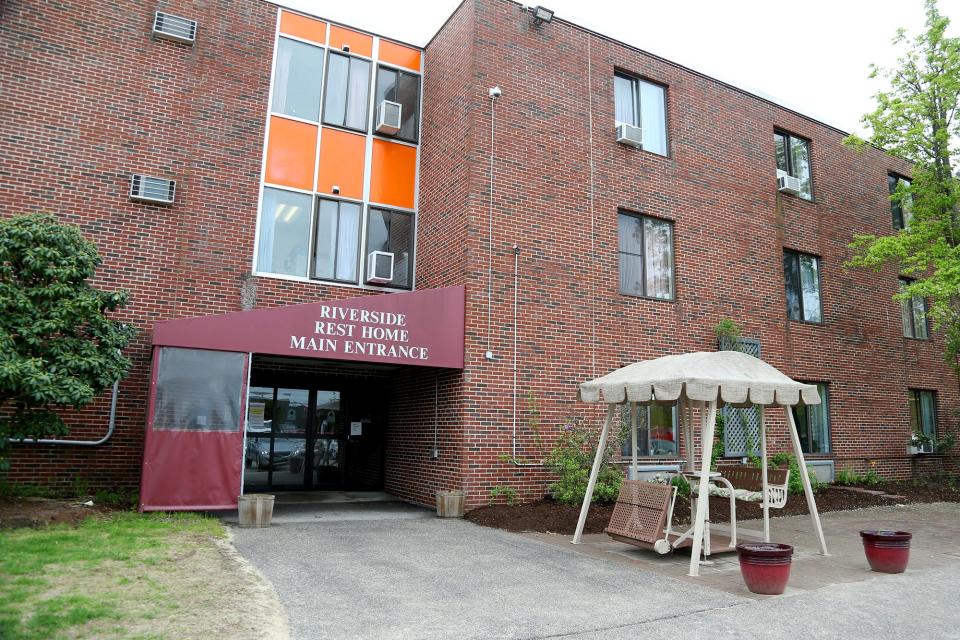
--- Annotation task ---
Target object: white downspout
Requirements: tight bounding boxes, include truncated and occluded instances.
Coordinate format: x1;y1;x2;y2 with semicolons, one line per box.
9;380;120;447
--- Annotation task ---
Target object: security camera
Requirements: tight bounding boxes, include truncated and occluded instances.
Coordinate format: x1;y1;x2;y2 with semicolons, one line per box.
488;86;502;99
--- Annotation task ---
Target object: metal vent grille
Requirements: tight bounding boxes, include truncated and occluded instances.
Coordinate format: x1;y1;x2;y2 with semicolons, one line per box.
152;11;197;44
130;175;176;204
719;337;761;457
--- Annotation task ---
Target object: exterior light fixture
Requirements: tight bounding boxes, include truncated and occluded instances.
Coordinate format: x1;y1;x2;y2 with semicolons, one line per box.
531;5;554;24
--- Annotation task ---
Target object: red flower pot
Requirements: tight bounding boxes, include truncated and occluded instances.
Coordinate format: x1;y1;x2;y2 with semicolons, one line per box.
736;543;793;595
860;530;912;574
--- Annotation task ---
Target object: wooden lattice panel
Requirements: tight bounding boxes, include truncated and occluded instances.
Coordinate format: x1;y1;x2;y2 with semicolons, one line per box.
605;480;672;545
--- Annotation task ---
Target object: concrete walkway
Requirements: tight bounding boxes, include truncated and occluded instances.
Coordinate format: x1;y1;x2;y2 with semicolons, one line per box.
230;502;960;640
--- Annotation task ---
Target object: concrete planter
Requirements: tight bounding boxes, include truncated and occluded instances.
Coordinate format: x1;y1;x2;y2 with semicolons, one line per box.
436;490;465;518
736;543;793;595
860;530;912;573
238;493;275;527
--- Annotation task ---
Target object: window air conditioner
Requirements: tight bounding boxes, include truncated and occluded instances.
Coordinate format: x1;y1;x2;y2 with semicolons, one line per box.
376;101;402;135
616;123;643;148
129;174;176;204
777;170;802;196
366;251;395;284
152;12;198;45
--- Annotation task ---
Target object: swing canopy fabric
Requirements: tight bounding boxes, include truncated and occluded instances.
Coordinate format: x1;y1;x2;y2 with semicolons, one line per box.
578;351;821;407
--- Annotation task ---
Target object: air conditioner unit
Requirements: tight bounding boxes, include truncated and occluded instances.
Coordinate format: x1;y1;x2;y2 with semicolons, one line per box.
130;175;176;204
777;170;802;195
366;251;395;284
152;11;197;45
376;101;402;135
616;123;643;148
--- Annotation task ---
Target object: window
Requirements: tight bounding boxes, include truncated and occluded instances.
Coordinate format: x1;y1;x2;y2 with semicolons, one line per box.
899;278;928;339
323;51;370;131
365;208;414;288
620;404;678;458
618;213;674;299
315;199;361;282
791;383;830;454
152;348;246;432
374;66;420;142
257;187;314;277
272;37;325;121
783;250;822;322
774;131;812;200
889;174;913;230
614;73;668;155
909;390;937;447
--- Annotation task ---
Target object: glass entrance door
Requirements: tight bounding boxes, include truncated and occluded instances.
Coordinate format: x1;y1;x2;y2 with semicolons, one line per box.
243;382;384;492
244;387;310;491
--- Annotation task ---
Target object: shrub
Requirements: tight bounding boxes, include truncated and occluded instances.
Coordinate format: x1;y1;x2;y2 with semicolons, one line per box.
546;416;623;505
767;452;821;495
489;485;518;506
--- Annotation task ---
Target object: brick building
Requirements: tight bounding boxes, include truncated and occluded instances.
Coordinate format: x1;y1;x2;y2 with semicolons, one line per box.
1;0;956;510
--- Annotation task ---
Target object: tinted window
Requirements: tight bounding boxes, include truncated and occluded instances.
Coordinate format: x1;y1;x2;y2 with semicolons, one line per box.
323;52;370;131
375;67;421;142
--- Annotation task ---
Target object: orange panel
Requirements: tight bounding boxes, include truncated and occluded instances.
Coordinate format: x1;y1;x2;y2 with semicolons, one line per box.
378;40;422;72
279;11;327;45
316;128;365;199
370;139;417;209
265;116;317;191
329;25;373;58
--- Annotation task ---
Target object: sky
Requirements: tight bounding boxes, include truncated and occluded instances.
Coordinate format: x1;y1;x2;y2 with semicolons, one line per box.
281;0;960;136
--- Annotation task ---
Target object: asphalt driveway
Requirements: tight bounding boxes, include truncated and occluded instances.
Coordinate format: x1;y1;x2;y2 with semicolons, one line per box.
231;501;960;640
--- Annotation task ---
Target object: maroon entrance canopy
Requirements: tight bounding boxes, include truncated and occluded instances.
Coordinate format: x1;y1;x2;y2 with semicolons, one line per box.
152;285;465;369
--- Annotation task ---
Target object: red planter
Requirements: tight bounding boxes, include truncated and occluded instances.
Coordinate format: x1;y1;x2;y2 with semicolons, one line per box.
860;530;912;573
736;543;793;595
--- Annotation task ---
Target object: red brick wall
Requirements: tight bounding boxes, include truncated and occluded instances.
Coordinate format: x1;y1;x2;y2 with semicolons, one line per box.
418;0;959;507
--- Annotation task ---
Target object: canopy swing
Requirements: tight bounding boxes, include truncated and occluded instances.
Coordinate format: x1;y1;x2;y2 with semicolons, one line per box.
571;351;829;577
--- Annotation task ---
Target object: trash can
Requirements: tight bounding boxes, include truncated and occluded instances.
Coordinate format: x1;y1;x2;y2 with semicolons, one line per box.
238;494;275;527
435;490;465;518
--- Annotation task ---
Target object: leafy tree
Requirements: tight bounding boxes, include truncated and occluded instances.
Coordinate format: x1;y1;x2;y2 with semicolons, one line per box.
0;214;135;471
844;0;960;369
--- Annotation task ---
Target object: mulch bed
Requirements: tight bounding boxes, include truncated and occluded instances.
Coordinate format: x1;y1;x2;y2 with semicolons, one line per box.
465;479;960;535
0;497;117;529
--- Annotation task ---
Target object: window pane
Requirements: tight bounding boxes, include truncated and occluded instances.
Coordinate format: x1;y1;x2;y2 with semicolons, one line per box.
643;217;673;299
365;209;414;288
272;38;324;121
314;200;338;280
323;53;348;127
396;72;420;141
614;75;636;126
618;214;643;296
919;391;937;439
889;174;904;229
336;202;361;281
375;67;396;104
799;254;821;322
152;348;246;432
807;385;829;453
783;252;801;320
900;178;913;227
790;136;812;199
912;296;928;339
620;405;649;457
792;404;811;453
649;405;676;456
774;133;788;173
639;81;667;156
257;188;312;277
345;57;370;130
899;280;913;337
909;391;921;434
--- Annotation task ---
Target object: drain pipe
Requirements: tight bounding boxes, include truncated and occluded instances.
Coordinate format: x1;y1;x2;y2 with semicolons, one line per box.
8;380;120;446
511;244;541;467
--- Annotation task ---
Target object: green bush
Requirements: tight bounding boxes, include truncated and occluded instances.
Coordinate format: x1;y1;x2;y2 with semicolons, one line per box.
767;452;821;495
671;474;690;499
546;417;623;505
489;485;518;506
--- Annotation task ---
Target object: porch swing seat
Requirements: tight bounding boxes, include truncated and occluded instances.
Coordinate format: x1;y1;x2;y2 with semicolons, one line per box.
605;480;674;552
691;465;791;509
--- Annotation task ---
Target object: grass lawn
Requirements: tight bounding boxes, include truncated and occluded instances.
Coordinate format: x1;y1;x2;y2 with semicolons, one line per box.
0;511;285;640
